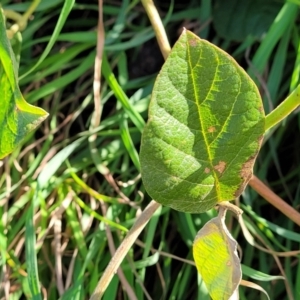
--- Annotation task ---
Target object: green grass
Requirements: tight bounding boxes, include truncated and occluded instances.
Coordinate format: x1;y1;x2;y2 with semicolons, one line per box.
1;0;300;299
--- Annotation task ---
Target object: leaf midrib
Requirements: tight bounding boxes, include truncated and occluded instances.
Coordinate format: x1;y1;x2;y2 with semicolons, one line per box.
187;40;221;200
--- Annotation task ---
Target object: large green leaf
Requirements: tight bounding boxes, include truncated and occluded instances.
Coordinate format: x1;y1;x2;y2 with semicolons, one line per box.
0;9;48;159
140;29;265;213
212;0;282;41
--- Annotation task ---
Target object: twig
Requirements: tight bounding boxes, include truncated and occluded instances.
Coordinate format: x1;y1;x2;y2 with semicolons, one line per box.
54;215;64;296
100;201;138;300
90;200;161;300
248;175;300;227
141;0;171;59
91;0;104;133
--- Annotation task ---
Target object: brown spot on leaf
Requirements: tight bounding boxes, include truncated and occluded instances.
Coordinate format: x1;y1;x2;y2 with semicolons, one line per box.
239;134;263;178
204;167;210;174
189;39;197;47
234;181;248;198
258;105;264;112
258;134;264;145
208;126;216;133
240;155;255;182
239;135;264;182
234;141;262;198
226;260;232;267
213;161;226;174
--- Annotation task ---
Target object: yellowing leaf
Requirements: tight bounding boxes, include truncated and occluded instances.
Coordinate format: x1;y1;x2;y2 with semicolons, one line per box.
0;9;48;159
193;209;241;300
140;29;265;213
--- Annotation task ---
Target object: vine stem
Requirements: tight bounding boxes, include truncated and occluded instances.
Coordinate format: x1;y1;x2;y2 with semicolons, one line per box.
90;200;161;300
265;84;300;131
141;0;171;59
248;175;300;227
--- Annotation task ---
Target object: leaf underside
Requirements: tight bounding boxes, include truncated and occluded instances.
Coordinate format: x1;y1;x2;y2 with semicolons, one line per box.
140;29;265;213
0;9;48;159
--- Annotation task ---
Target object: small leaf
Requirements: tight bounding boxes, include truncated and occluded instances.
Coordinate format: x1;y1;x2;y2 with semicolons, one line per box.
0;9;48;159
140;29;265;213
193;209;241;300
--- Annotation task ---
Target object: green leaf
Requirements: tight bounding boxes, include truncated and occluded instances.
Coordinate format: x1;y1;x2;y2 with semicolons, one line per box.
0;9;48;159
193;209;241;300
212;0;282;41
140;29;265;213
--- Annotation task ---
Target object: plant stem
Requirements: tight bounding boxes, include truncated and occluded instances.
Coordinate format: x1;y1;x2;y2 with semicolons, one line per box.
217;201;243;217
4;0;40;23
265;84;300;131
141;0;171;59
248;175;300;227
3;10;23;23
22;0;41;23
89;200;161;300
4;0;41;35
